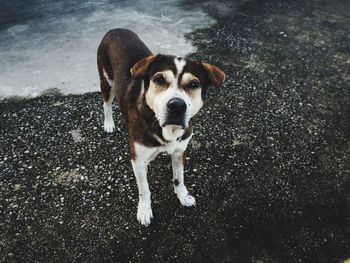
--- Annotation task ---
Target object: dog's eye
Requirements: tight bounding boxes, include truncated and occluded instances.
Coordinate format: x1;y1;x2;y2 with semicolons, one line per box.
188;80;200;89
153;75;166;85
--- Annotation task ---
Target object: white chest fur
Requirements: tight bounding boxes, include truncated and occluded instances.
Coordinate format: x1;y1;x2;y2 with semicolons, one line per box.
160;139;187;155
133;135;192;164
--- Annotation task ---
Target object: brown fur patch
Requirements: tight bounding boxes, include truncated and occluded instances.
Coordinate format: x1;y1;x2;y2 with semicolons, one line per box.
148;81;169;97
202;63;225;87
97;46;113;102
181;122;193;141
131;55;155;79
186;85;202;101
129;139;136;160
99;76;112;102
180;73;199;86
182;151;186;165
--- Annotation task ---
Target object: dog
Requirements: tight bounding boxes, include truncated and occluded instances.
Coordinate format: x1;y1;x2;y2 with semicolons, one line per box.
97;28;225;226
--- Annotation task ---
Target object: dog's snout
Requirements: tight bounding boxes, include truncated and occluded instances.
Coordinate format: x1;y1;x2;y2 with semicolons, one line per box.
167;98;186;114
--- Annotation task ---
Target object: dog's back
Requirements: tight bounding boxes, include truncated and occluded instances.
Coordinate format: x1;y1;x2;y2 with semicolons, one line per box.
97;28;152;115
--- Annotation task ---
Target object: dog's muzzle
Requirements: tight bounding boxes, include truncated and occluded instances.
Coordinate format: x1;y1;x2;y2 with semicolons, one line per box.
162;98;187;128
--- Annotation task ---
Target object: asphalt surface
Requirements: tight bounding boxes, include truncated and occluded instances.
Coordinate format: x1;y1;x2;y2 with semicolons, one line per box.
1;0;350;262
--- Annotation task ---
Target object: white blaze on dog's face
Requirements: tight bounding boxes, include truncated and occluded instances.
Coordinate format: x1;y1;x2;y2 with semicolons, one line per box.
146;57;203;128
131;55;225;140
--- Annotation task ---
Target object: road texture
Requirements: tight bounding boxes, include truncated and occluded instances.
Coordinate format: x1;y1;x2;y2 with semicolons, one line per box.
0;0;349;262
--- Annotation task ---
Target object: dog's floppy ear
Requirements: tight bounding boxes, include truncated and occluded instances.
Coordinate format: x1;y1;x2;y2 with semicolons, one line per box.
130;55;155;79
202;63;225;87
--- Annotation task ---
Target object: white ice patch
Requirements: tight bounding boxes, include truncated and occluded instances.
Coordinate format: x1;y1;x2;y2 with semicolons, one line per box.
69;129;82;143
0;0;215;98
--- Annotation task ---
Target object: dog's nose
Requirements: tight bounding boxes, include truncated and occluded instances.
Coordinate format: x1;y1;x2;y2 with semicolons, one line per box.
167;98;186;114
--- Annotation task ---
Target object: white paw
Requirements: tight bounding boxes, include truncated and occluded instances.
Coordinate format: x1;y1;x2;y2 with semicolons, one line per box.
178;193;196;207
104;119;115;133
137;202;153;226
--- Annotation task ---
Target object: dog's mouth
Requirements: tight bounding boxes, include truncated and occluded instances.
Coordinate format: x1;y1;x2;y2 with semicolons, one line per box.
161;121;185;129
161;116;186;129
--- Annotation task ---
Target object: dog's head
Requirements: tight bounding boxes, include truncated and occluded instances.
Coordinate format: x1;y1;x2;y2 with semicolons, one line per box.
131;55;225;139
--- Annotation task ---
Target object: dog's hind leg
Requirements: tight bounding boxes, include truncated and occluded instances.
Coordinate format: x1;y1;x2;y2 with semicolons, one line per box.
101;75;115;133
98;47;115;133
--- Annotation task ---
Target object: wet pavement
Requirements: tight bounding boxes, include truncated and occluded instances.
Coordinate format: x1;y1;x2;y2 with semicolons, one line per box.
1;0;349;262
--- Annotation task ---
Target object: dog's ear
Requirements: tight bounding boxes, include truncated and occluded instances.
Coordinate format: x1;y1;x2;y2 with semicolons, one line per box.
202;63;225;87
130;55;155;79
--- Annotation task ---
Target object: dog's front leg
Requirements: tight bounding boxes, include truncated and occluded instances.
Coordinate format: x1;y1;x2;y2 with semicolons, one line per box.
172;151;196;207
131;159;153;226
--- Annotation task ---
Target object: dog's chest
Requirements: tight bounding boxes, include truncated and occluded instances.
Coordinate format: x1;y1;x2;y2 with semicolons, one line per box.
159;140;184;155
135;137;191;164
153;139;189;159
151;127;192;156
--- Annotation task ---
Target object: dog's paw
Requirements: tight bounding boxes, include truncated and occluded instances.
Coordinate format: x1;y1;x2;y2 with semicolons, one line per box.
137;202;153;226
104;119;115;133
178;193;196;207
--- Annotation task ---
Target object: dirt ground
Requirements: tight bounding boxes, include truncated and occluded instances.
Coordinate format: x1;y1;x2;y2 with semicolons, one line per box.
0;0;349;262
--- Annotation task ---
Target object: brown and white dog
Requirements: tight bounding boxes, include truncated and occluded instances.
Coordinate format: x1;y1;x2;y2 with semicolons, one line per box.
97;28;225;226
